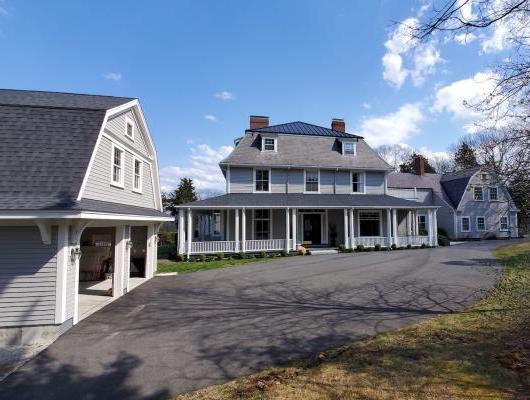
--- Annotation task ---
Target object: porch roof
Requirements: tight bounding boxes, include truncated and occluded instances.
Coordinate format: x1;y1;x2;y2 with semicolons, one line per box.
179;193;437;209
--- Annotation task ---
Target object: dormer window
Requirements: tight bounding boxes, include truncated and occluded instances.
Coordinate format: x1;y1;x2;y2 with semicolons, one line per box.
125;117;134;140
342;141;356;155
262;137;277;152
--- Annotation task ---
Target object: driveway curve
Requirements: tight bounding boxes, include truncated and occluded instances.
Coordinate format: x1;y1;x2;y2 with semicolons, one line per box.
1;241;503;400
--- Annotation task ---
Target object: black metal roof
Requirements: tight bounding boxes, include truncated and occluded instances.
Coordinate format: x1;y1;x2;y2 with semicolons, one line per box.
0;89;134;110
179;193;435;208
247;121;363;139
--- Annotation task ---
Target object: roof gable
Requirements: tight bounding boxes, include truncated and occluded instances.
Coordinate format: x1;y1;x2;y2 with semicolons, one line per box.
247;121;363;139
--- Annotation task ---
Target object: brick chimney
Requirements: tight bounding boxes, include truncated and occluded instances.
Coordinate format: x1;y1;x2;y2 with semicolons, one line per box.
249;115;269;130
331;118;345;132
414;154;425;175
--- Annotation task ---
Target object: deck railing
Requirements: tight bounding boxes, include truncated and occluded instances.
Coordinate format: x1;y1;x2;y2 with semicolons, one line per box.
186;239;292;254
245;239;290;252
398;235;430;246
355;236;390;247
188;240;237;254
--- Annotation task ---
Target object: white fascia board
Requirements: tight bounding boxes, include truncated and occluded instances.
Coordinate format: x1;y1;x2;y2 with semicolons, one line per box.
176;205;440;210
0;210;173;221
219;162;394;172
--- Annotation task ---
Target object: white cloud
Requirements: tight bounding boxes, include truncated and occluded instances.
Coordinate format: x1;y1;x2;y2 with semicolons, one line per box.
382;18;443;88
204;114;217;122
454;32;478;45
103;72;122;81
214;91;235;101
359;103;424;147
160;144;233;193
430;71;496;132
362;102;372;109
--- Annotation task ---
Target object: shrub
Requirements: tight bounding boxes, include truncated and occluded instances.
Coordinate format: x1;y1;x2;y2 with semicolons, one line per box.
259;251;267;258
407;244;412;249
216;252;224;260
199;254;207;262
437;234;450;246
356;244;365;252
158;231;176;245
238;252;247;259
484;232;498;240
281;249;289;257
345;248;354;253
421;243;427;248
337;244;345;252
398;246;406;250
374;244;381;251
366;247;374;252
391;243;397;250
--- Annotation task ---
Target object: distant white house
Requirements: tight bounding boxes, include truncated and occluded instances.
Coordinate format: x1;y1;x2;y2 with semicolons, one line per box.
0;89;172;344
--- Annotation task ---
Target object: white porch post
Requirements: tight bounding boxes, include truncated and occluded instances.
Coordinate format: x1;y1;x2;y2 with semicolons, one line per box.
386;209;392;247
291;208;297;250
226;209;231;241
407;210;412;236
285;208;290;251
433;209;438;246
186;208;192;257
343;209;349;249
241;208;246;253
113;225;126;297
349;208;355;249
178;209;185;254
55;223;69;324
235;209;240;252
392;209;398;247
427;209;434;246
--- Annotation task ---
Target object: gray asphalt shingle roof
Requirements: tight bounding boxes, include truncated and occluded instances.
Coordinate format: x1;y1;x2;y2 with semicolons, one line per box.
180;193;434;208
247;121;362;138
0;89;165;217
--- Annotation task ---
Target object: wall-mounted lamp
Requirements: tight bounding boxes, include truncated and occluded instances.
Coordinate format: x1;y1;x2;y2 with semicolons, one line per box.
70;247;82;262
126;240;133;249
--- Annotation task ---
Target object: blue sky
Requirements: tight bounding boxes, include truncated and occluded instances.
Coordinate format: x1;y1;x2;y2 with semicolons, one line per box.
0;1;508;192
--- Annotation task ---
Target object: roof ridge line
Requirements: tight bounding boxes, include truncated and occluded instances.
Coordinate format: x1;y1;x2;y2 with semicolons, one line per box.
0;88;136;101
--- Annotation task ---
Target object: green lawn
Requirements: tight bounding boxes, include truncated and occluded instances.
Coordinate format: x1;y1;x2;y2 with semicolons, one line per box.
175;241;530;400
157;257;277;274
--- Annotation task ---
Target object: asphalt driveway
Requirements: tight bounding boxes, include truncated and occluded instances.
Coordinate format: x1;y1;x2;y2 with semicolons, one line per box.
1;241;504;400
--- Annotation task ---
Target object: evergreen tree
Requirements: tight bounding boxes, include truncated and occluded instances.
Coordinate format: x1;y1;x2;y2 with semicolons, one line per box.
162;178;198;215
399;153;437;174
453;142;479;170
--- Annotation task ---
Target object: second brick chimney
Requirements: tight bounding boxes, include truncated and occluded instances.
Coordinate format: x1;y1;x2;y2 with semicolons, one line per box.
414;154;425;175
250;115;269;130
331;118;345;132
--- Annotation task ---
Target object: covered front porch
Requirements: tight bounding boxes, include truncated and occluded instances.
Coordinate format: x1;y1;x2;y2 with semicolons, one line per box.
176;205;438;256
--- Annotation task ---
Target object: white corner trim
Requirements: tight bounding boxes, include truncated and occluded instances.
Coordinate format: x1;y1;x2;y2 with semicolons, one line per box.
36;220;53;244
124;116;135;141
226;166;231;194
132;156;143;194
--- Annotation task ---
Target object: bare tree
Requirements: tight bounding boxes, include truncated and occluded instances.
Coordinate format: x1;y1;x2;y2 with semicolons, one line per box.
376;144;413;171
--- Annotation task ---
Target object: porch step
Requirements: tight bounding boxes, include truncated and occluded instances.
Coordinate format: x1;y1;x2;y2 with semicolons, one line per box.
308;248;340;255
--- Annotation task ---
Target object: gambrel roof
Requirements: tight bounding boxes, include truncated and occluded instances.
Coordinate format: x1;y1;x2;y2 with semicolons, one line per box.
0;89;166;216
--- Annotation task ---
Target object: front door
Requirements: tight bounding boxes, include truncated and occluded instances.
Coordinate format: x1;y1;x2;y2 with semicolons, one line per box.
303;214;321;245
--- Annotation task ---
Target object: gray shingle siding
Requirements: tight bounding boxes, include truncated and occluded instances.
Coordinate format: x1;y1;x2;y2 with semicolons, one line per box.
0;226;57;327
82;136;156;209
365;171;385;195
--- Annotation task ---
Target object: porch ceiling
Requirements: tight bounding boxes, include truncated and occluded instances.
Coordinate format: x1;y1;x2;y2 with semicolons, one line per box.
180;193;437;209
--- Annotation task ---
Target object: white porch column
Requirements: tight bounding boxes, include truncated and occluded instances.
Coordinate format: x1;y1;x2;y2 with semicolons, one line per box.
285;208;290;251
392;209;398;247
178;209;185;254
343;209;349;249
55;223;69;324
349;208;355;249
226;209;231;241
241;208;246;252
186;208;192;257
433;209;438;246
113;225;126;298
427;209;434;246
291;208;297;250
235;209;240;252
386;209;392;247
407;210;412;236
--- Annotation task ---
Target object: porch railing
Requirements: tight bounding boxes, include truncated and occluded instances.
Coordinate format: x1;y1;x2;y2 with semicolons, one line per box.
245;239;291;252
356;236;389;247
398;235;430;246
188;240;237;254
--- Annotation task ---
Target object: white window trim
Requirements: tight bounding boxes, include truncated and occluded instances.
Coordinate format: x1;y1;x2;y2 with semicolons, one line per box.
356;210;383;237
342;141;356;156
418;214;428;235
489;186;499;201
253;168;272;193
476;216;486;231
124;116;135;141
461;216;470;232
303;169;320;194
253;209;272;240
473;186;484;201
261;136;277;152
132;156;143;194
110;143;125;189
350;171;366;194
500;216;509;231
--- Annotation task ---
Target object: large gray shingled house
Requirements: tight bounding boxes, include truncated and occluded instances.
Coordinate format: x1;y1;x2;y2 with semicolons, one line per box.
0;89;171;344
176;116;440;256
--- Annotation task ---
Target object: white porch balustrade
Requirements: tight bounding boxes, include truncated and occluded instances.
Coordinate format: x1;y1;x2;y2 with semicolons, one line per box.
188;240;237;254
356;236;390;247
398;235;430;247
245;239;292;252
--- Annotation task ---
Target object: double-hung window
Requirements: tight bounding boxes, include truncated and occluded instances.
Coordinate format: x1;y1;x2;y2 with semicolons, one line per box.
305;170;319;192
473;186;484;201
489;186;498;201
351;172;364;193
500;216;509;231
111;145;124;187
254;209;271;240
476;216;486;231
461;217;470;232
262;137;276;151
133;158;142;193
418;215;427;235
254;169;270;192
342;142;356;155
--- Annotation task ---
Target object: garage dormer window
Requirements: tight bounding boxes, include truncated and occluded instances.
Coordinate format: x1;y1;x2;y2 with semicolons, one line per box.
342;141;356;155
262;137;277;152
125;117;134;140
111;144;124;188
